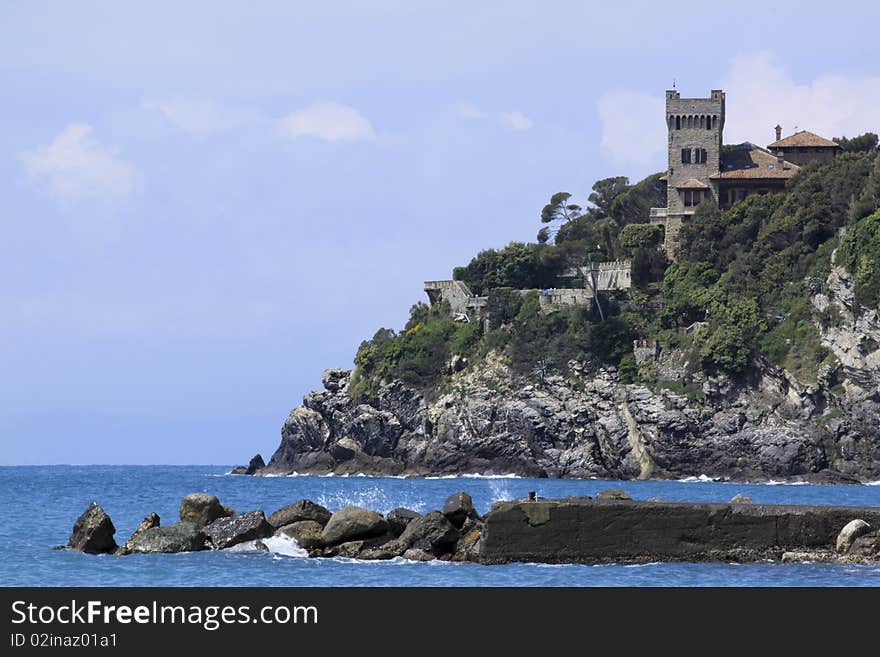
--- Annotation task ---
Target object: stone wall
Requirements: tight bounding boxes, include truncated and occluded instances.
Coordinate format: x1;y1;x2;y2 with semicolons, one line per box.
480;498;880;564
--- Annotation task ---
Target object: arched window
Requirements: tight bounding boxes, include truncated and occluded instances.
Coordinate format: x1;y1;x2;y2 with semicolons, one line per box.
687;116;692;129
700;115;705;129
676;116;681;130
706;115;713;131
712;115;718;128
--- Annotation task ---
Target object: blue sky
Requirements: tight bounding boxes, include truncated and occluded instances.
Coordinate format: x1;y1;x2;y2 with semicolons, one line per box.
2;1;878;464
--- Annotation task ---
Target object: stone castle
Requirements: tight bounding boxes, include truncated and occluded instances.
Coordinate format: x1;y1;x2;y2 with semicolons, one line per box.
651;88;841;253
425;88;841;320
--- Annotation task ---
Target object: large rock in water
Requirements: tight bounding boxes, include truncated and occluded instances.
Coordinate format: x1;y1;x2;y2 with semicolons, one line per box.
442;492;478;528
67;503;118;554
398;511;460;555
321;507;388;545
267;499;331;528
836;519;872;553
386;508;422;537
231;454;265;475
126;522;207;554
277;520;325;549
202;510;273;549
179;493;230;527
116;513;160;555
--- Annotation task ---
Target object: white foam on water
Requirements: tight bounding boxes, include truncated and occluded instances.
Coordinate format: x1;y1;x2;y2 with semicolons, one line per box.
677;474;716;483
866;480;880;486
764;480;810;486
261;535;309;557
316;485;428;515
623;562;661;568
425;473;521;479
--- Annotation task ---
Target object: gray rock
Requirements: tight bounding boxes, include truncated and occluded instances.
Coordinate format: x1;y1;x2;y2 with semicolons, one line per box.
596;489;632;501
116;512;161;555
267;499;331;528
403;548;435;562
202;510;273;549
452;517;483;562
321;507;388;545
277;520;325;549
847;530;880;559
126;522;207;553
386;508;422;537
442;491;478;528
729;494;754;504
179;493;230;527
67;503;117;554
836;519;872;553
398;510;459;555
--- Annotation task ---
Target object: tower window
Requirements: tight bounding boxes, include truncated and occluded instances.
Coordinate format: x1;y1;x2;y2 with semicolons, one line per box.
707;117;712;131
693;148;708;164
675;116;681;130
681;148;691;164
682;190;704;207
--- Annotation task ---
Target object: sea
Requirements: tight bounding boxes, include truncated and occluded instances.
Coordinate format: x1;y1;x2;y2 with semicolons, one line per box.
2;465;879;587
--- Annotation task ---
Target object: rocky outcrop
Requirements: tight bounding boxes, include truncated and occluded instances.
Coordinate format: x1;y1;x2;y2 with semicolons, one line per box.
231;454;265;475
67;492;880;565
125;522;207;554
116;512;160;555
386;508;421;536
179;494;231;527
320;507;388;545
67;503;117;554
202;510;273;549
267;499;331;528
277;520;325;549
442;492;478;528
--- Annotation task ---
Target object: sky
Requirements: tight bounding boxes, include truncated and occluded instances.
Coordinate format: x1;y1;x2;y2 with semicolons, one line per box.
2;1;879;464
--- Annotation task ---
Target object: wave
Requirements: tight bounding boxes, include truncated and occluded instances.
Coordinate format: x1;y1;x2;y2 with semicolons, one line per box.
866;480;880;486
223;535;308;558
677;475;718;483
425;473;522;480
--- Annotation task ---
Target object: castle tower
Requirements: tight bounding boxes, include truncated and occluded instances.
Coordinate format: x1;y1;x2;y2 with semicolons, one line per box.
660;89;725;251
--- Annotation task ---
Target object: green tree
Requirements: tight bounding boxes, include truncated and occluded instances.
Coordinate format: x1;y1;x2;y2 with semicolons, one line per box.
834;132;879;153
699;297;767;375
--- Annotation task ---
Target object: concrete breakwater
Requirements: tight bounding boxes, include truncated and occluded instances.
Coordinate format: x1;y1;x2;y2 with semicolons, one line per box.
65;491;880;565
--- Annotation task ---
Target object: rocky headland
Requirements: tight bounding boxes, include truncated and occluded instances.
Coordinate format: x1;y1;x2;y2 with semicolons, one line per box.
65;492;880;565
233;258;880;484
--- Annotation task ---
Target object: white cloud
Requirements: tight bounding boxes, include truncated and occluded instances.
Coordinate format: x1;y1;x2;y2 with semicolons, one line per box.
597;53;880;176
277;102;375;142
455;102;489;119
722;52;880;144
21;124;135;201
454;103;533;130
597;90;666;173
500;111;533;131
144;96;257;135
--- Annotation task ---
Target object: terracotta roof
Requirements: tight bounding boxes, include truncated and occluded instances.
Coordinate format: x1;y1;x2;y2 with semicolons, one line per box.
675;178;710;189
768;130;840;149
710;145;800;180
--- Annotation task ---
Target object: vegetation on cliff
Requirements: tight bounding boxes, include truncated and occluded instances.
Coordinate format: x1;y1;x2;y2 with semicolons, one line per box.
350;141;880;401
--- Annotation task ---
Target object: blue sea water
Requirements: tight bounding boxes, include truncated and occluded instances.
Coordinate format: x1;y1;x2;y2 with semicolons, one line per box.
1;465;879;587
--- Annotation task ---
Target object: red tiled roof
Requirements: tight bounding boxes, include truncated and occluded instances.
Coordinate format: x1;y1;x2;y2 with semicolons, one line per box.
768;130;840;149
710;145;800;180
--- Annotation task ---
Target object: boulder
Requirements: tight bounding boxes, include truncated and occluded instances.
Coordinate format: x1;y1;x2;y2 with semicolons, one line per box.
386;508;422;537
67;503;118;554
729;494;754;504
267;499;332;528
245;454;265;474
202;510;273;549
452;517;482;562
398;510;459;555
126;522;207;553
836;519;872;553
359;539;407;561
116;512;161;555
322;368;350;392
403;548;435;562
277;520;325;549
179;493;230;527
321;507;388;545
442;491;478;528
848;530;880;559
596;489;632;501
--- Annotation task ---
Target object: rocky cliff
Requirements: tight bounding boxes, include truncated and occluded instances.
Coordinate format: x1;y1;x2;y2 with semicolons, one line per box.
256;254;880;483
